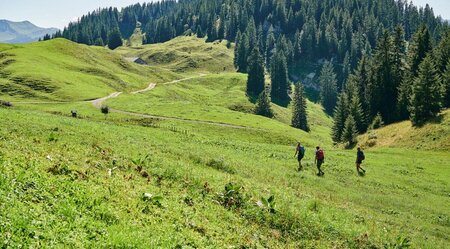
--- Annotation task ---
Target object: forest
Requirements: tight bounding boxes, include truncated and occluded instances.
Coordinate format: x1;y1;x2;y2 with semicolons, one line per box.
51;0;450;144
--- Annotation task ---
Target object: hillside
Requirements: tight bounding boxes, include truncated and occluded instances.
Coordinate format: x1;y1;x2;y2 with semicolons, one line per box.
0;38;179;101
0;33;448;247
359;109;450;151
116;36;235;73
0;20;58;44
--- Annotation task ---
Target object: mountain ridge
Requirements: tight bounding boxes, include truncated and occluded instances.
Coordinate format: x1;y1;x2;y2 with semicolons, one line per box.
0;19;58;44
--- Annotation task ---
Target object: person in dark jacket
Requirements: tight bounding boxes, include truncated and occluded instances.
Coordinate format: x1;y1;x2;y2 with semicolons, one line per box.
294;142;305;171
356;147;366;173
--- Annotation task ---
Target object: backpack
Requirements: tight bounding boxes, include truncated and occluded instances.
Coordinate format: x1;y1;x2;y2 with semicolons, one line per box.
317;149;324;160
361;152;365;161
300;146;305;157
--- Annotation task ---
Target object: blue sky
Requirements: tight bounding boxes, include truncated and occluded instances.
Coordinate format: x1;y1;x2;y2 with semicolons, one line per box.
0;0;449;29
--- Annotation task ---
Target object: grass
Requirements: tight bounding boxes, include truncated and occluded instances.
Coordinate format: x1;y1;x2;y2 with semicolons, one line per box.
359;109;450;151
0;38;180;102
115;36;235;74
0;36;449;248
1;105;448;248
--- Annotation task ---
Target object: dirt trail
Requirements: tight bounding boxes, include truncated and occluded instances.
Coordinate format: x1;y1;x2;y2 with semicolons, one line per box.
12;73;254;129
131;83;156;94
90;92;122;108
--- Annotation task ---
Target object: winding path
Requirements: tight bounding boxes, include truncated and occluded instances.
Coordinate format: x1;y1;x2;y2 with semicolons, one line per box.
12;73;252;129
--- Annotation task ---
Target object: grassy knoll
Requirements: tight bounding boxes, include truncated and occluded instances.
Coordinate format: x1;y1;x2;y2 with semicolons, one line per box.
359;109;450;151
0;105;448;248
115;36;235;74
0;39;179;102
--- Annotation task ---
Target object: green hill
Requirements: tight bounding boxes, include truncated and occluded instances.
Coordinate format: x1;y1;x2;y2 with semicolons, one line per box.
0;36;449;248
116;36;235;73
359;109;450;151
0;38;179;102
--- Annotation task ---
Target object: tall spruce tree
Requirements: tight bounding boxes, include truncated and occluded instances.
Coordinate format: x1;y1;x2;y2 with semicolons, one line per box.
291;84;309;132
398;26;433;120
409;55;442;126
255;90;273;118
332;93;349;143
246;47;265;96
342;114;358;146
270;50;289;102
235;32;249;73
319;61;338;115
368;30;396;123
443;59;450;108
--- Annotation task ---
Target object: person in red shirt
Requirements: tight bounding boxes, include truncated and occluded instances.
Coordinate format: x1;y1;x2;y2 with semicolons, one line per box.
315;146;325;176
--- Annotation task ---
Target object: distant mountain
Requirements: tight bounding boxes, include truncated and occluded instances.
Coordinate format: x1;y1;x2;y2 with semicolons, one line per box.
0;20;58;44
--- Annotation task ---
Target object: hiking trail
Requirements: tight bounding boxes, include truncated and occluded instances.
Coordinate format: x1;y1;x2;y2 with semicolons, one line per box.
12;73;253;129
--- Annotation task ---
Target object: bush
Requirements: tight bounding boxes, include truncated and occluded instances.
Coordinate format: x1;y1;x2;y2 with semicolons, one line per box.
0;100;12;107
101;106;109;116
370;113;384;130
216;182;246;209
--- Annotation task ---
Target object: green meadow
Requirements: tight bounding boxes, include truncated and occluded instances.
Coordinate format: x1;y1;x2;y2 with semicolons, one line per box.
0;37;449;248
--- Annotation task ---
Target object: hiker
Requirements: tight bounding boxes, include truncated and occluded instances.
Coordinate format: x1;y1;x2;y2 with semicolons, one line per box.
315;146;325;176
294;142;305;171
356;147;366;174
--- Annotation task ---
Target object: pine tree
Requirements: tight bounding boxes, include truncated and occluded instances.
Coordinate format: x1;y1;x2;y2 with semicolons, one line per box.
319;61;338;115
246;47;265;96
291;84;309;132
235;32;249;73
349;55;370;118
332;93;349;143
94;38;104;46
443;59;450;108
409;55;442;126
342;114;358;146
408;26;432;77
270;50;289;102
255;90;273;118
368;30;396;123
107;29;123;50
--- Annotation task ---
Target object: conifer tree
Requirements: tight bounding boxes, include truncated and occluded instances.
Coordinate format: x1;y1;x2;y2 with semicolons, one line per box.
409;55;442;126
319;61;338;115
443;59;450;108
235;32;249;73
246;47;265;96
342;115;358;146
349;94;366;133
348;55;370;117
368;30;396;123
408;26;432;77
107;29;123;50
255;90;273;118
332;93;349;143
270;50;289;102
291;84;309;132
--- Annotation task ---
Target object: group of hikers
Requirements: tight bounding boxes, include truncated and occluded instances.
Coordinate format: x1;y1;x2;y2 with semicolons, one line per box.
294;142;366;176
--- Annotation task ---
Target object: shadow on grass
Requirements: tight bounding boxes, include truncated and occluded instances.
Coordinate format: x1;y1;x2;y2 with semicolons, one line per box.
413;113;444;128
271;97;291;108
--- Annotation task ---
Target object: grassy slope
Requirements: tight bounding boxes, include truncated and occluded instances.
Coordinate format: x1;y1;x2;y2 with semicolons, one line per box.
0;36;449;248
116;36;235;74
1;106;448;248
359;109;450;151
106;72;333;146
0;39;179;102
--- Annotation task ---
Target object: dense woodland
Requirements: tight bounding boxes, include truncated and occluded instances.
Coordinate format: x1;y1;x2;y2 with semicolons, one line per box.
51;0;450;144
